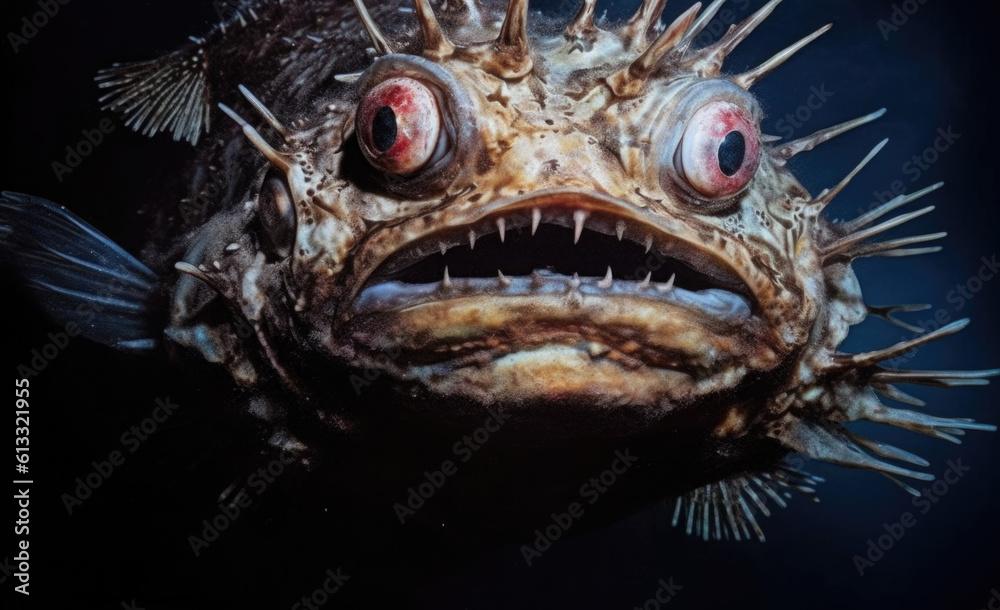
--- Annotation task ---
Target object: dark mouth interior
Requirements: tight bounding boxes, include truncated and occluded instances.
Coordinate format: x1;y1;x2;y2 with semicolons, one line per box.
385;223;724;291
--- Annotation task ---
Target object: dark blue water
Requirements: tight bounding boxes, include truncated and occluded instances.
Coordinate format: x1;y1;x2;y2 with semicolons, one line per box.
2;0;997;608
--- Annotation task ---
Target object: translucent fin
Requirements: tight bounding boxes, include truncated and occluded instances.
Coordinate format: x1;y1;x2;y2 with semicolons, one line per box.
669;463;822;543
96;45;210;145
0;192;161;353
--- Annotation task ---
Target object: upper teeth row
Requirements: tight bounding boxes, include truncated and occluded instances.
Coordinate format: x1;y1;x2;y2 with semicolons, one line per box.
436;209;656;254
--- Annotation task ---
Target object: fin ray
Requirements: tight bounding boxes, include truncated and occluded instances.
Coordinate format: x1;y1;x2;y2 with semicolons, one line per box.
669;463;821;543
96;45;210;145
0;192;162;353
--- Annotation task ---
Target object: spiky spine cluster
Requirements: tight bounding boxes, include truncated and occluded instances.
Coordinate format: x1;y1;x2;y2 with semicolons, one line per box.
342;0;997;539
672;466;823;542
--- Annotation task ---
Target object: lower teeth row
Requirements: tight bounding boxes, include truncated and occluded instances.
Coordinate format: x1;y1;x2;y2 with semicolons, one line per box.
439;266;675;293
356;270;750;319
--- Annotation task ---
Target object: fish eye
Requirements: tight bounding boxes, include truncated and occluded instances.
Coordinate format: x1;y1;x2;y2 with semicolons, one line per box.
357;77;447;176
257;173;296;258
673;100;761;199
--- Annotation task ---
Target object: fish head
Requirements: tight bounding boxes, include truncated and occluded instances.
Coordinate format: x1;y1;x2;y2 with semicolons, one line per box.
172;3;833;432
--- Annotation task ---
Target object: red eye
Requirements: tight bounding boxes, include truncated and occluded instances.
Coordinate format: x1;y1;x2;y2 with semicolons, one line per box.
357;77;446;176
675;101;760;199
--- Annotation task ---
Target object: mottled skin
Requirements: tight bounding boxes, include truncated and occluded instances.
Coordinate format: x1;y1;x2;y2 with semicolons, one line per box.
172;3;809;407
100;0;993;537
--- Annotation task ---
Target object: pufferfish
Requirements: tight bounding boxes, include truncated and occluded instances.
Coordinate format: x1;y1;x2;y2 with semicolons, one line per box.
1;0;996;542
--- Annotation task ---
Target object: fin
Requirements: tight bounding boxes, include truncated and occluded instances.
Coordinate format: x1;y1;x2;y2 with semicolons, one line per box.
670;463;822;542
0;192;163;353
96;44;211;145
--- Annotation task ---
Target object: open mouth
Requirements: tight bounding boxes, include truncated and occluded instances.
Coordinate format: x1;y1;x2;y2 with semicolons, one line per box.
350;195;755;321
334;190;776;385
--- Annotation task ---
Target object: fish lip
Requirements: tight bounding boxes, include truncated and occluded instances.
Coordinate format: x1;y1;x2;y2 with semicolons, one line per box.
342;188;763;319
331;188;783;377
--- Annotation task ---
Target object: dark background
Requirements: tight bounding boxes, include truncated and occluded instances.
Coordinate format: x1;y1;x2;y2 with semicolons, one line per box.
2;0;998;608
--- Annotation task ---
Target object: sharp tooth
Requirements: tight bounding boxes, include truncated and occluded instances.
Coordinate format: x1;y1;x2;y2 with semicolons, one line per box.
531;270;544;289
644;234;653;254
656;272;676;293
570;272;581;289
442;265;452;288
639;271;651;290
531;208;541;235
615;220;625;241
496;217;506;242
498;270;511;287
439;241;448;256
573;210;587;244
587;342;611;357
597;266;613;289
468;230;477;250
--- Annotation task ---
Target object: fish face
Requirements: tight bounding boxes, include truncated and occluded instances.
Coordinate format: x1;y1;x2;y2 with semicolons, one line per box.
333;66;810;412
179;5;825;424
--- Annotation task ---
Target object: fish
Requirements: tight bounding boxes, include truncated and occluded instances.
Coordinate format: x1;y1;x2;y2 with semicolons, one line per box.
1;0;996;545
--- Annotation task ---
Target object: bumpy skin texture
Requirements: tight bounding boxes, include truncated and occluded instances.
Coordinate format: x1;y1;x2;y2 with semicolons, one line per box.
100;0;995;538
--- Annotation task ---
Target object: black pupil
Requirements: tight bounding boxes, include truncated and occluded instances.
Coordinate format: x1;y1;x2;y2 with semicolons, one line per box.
372;106;397;152
718;131;745;176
